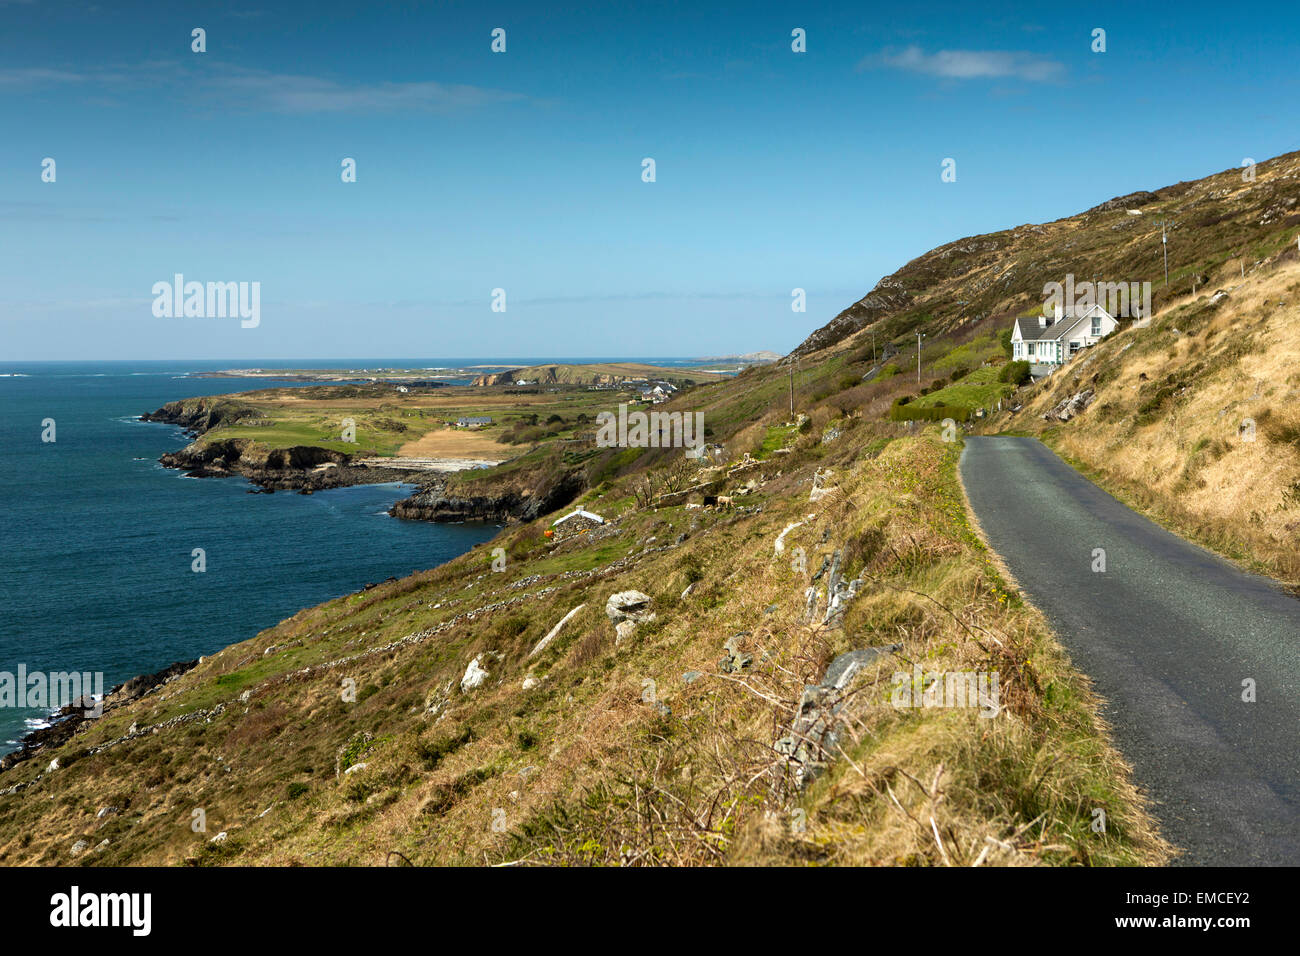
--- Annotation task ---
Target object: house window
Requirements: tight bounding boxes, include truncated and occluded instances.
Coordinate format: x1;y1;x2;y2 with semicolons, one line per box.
1091;316;1101;336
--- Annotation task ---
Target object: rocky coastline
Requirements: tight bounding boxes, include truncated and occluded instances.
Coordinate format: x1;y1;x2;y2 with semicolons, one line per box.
142;400;413;493
0;660;198;774
142;398;586;521
389;470;585;523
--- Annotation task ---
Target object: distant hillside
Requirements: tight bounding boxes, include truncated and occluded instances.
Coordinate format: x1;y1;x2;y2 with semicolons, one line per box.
793;152;1300;359
471;362;725;387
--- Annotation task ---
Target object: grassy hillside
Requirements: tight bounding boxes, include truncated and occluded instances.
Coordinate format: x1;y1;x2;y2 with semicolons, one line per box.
0;419;1166;866
794;152;1300;361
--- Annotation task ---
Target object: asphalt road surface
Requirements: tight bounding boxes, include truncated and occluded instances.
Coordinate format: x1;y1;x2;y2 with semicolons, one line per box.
961;436;1299;865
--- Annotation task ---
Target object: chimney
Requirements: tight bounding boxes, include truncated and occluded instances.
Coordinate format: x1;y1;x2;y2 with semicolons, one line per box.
1054;302;1063;323
1038;314;1047;328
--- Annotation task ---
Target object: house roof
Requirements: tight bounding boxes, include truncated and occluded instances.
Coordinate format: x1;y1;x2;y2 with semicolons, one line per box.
1013;316;1052;341
553;508;605;526
1015;304;1114;342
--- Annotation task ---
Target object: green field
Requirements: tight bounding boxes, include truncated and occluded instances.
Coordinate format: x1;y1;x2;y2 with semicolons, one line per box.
910;365;1013;411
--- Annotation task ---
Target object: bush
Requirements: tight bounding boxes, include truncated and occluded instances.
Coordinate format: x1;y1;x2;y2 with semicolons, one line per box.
416;726;475;771
998;360;1031;386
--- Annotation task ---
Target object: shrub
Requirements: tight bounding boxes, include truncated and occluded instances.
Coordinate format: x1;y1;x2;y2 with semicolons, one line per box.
416;726;475;771
999;328;1014;358
998;360;1031;386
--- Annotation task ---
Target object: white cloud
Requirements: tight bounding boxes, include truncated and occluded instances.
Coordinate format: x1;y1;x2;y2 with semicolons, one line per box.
868;45;1064;82
0;62;526;113
203;68;526;114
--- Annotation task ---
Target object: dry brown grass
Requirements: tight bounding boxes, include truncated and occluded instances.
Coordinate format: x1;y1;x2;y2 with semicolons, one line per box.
396;426;513;458
1001;260;1300;587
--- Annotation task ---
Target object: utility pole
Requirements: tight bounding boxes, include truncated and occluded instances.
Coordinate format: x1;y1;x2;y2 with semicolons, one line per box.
788;358;795;418
916;332;924;386
1156;220;1176;287
871;331;876;365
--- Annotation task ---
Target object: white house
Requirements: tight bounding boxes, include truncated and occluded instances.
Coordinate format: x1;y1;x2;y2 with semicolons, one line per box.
1010;303;1119;369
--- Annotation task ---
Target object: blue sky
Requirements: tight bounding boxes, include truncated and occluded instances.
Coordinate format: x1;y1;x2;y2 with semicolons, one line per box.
2;0;1297;360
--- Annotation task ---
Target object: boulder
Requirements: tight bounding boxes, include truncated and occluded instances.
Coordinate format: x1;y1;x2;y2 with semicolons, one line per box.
718;633;754;673
614;620;638;645
605;591;655;624
460;655;489;693
1042;389;1095;422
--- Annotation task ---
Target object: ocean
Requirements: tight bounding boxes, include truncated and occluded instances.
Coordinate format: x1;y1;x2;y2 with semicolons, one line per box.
0;359;647;749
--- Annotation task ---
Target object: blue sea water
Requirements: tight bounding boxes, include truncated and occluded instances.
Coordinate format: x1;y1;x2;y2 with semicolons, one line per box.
0;359;611;749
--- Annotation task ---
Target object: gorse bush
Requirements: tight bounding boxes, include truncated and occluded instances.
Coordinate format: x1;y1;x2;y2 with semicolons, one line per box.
998;360;1031;386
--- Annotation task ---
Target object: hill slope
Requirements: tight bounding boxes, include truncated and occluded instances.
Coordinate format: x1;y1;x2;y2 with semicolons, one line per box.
793;152;1300;361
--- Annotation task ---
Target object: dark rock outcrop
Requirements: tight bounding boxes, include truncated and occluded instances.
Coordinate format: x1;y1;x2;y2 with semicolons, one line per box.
144;402;411;492
390;470;585;523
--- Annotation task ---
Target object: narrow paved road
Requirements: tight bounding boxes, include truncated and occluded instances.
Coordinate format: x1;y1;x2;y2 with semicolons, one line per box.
961;436;1300;865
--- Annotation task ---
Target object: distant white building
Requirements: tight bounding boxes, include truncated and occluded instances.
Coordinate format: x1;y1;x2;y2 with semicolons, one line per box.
1010;303;1119;368
552;508;606;537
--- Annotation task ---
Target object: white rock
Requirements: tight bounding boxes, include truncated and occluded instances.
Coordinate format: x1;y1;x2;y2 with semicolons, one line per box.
521;676;539;691
461;655;489;692
774;521;804;555
70;839;89;855
47;758;59;772
343;762;368;775
606;590;655;624
209;831;228;843
615;620;638;646
529;604;586;658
